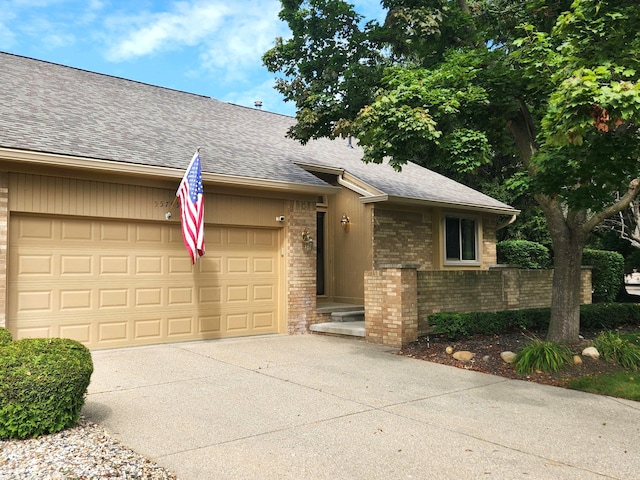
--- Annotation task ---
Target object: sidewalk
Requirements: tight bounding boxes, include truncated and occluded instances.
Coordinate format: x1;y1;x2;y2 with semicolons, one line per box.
83;334;640;479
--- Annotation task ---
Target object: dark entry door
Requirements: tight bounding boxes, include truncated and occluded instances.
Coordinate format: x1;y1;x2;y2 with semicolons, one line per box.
316;211;325;295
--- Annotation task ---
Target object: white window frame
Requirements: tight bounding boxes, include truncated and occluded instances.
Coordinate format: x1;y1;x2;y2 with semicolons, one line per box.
443;213;481;266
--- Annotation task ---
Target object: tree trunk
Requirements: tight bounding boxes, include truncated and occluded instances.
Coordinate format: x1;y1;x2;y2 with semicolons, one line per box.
538;198;589;343
507;104;640;344
547;232;585;343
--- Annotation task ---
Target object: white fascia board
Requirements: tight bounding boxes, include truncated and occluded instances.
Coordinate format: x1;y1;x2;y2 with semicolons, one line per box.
360;193;520;216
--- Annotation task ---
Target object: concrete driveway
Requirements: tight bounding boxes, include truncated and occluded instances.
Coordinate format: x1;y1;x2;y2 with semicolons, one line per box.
83;334;640;479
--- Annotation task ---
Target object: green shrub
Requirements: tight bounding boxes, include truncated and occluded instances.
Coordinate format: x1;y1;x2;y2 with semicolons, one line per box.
429;303;640;339
0;327;12;345
496;240;552;269
580;303;640;330
582;249;625;303
593;331;640;371
514;338;574;374
0;338;93;439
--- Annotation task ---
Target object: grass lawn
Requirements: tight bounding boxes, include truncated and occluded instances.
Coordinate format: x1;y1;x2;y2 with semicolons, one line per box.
566;330;640;401
568;371;640;401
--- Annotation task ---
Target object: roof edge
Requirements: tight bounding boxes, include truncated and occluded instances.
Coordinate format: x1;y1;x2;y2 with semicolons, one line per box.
360;193;520;216
0;147;340;195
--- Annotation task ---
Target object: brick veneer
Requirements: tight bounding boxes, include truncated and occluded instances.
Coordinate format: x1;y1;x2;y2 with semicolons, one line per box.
365;265;593;346
0;173;6;328
365;266;418;348
286;199;317;334
372;209;432;270
416;267;593;336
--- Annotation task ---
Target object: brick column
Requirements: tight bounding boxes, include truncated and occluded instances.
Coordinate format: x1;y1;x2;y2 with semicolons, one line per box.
0;173;7;328
365;265;418;348
286;199;317;334
581;267;592;305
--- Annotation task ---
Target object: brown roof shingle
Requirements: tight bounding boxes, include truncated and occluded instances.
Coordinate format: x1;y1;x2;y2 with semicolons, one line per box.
0;52;516;212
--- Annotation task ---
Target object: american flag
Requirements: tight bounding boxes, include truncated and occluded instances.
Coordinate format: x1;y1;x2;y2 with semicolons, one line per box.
177;151;205;264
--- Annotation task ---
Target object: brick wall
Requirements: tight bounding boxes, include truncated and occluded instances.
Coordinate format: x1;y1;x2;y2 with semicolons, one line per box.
0;173;6;328
417;267;592;336
372;208;499;270
364;267;417;348
481;213;497;265
286;199;317;334
372;209;433;270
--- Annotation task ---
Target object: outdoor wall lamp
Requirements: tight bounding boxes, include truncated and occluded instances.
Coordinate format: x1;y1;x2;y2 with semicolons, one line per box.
302;228;314;252
340;213;351;230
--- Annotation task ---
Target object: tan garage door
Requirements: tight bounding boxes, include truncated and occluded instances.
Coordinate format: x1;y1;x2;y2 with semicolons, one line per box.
8;215;282;349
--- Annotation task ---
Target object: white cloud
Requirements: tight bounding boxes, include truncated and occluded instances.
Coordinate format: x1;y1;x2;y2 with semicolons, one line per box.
104;1;287;82
104;2;233;62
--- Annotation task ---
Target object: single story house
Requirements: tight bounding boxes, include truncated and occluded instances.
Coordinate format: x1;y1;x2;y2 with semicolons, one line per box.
0;52;519;349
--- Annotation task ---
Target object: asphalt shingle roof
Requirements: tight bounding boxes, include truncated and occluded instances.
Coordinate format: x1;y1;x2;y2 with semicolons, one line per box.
0;52;516;212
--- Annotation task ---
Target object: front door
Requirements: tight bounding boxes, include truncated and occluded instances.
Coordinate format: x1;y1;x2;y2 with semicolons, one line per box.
316;211;325;295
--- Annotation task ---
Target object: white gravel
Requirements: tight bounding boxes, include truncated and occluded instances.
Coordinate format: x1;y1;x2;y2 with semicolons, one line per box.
0;418;177;479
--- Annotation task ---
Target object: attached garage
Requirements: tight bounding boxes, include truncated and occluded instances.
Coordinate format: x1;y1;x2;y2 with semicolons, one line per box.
8;214;282;349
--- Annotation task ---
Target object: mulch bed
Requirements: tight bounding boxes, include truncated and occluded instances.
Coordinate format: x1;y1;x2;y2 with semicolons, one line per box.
397;330;630;388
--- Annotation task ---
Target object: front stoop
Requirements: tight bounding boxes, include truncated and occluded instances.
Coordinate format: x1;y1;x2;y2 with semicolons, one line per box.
310;321;365;337
312;304;365;337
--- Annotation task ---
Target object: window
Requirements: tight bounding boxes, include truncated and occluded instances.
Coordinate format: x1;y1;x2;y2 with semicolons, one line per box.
444;215;479;263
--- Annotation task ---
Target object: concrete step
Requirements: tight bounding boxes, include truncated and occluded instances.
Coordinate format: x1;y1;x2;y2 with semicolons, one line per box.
330;310;365;322
310;321;365;337
316;303;364;315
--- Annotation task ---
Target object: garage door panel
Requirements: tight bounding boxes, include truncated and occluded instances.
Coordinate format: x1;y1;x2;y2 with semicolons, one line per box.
19;255;53;275
9;216;282;348
61;221;93;241
254;257;275;273
254;284;276;302
227;257;248;273
135;256;163;274
99;321;128;342
15;216;53;240
16;290;52;312
253;312;276;329
59;289;92;310
198;286;222;303
169;256;193;273
227;229;249;246
200;256;222;273
199;315;221;333
136;224;163;243
135;319;162;339
60;324;92;343
100;222;130;242
61;255;93;275
167;317;193;336
99;289;129;308
100;256;129;274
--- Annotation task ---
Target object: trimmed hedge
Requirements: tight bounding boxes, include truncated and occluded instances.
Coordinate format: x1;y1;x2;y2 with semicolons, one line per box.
582;249;625;303
429;303;640;339
0;338;93;439
0;327;12;345
496;240;552;269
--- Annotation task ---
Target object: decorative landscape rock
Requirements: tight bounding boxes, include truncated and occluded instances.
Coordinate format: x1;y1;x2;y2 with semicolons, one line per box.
445;346;454;355
452;351;474;362
573;355;583;365
582;346;600;359
500;351;517;364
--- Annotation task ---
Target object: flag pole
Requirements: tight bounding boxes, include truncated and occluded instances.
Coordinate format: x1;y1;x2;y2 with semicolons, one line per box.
165;147;202;220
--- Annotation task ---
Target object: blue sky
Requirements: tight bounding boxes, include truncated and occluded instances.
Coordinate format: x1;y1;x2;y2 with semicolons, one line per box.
1;0;385;117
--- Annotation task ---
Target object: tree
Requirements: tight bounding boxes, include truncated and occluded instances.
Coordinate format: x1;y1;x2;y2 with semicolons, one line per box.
264;0;640;343
601;197;640;249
